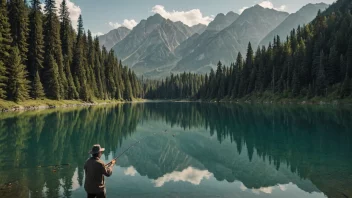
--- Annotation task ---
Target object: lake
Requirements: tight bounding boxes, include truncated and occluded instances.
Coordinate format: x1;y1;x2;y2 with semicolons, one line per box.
0;102;351;198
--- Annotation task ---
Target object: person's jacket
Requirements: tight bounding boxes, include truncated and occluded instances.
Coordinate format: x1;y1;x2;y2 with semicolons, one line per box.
84;157;113;194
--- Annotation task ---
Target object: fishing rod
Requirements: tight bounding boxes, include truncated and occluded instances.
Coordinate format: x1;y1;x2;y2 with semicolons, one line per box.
105;130;168;167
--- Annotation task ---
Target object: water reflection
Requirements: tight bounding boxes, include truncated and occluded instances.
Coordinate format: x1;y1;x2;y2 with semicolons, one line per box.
0;103;351;198
152;167;213;187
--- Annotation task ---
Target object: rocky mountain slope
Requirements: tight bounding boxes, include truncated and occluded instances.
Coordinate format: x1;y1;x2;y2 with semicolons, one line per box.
174;5;289;73
259;3;329;46
98;27;131;51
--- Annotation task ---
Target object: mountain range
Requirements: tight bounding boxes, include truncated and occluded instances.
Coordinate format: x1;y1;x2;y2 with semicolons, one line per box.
98;3;328;78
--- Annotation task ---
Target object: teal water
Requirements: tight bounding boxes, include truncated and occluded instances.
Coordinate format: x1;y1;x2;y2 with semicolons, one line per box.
0;103;351;198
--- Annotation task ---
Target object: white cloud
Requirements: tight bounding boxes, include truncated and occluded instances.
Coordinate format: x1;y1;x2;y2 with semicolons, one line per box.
108;22;122;29
124;166;137;176
108;19;138;30
258;1;286;11
239;1;286;14
240;183;248;191
278;184;288;191
251;187;274;194
92;32;104;37
239;7;249;14
41;0;82;29
152;167;212;187
151;5;214;26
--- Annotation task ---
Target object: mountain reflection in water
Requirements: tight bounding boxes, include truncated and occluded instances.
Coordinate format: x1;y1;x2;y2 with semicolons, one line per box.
0;103;351;198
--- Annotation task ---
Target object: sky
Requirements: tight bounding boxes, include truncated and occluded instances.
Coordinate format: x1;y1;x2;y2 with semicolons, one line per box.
59;0;336;36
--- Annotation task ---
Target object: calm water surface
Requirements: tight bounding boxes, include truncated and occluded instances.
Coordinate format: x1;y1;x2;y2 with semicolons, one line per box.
0;103;351;198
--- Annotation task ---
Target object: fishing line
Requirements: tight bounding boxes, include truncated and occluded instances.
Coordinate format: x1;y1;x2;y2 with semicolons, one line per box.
105;129;169;166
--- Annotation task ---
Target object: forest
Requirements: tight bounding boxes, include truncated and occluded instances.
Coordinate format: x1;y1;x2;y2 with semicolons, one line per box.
0;0;142;102
145;0;352;101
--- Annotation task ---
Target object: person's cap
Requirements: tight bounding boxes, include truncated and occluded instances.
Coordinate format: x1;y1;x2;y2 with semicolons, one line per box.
89;144;105;154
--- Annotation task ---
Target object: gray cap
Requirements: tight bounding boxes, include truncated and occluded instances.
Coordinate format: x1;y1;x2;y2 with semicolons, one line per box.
89;144;105;154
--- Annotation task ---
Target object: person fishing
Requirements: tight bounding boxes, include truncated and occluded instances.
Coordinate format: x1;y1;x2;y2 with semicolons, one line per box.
84;144;116;198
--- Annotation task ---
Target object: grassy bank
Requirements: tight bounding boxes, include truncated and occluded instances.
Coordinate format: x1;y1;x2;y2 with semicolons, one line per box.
0;98;145;112
204;92;352;105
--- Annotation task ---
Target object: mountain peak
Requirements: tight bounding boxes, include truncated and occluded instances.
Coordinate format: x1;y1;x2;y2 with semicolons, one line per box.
226;11;238;17
147;13;165;23
207;11;239;31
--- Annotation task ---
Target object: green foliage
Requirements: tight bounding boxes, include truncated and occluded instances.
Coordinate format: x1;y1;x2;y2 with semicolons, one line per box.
8;0;29;61
0;0;141;102
0;0;12;67
43;54;61;99
0;60;7;98
316;50;327;96
31;71;45;99
145;0;352;101
7;47;30;102
28;0;45;98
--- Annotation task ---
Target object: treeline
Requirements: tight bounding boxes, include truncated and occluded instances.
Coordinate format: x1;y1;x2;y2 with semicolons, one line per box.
144;73;205;99
0;0;141;102
145;0;352;100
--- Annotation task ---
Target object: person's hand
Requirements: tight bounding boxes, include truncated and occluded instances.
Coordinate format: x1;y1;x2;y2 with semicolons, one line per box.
111;159;116;165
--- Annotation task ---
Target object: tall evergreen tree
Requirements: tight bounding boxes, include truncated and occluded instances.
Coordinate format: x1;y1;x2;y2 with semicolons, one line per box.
28;0;45;98
327;45;339;85
0;60;6;99
72;15;90;100
0;0;12;99
43;0;63;99
316;50;327;96
231;52;243;98
60;0;78;99
239;42;253;96
7;47;30;102
8;0;29;62
32;70;45;99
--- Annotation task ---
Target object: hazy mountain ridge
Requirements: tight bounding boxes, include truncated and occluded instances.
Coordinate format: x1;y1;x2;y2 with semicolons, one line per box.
259;3;329;46
98;27;131;51
173;6;289;73
111;14;205;74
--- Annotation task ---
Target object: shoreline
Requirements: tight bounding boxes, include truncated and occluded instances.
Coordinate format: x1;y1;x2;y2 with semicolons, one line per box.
0;99;146;112
1;97;351;113
152;97;352;106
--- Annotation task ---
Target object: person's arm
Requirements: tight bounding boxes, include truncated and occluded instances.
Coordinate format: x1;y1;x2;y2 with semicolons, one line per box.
84;162;87;174
101;160;116;177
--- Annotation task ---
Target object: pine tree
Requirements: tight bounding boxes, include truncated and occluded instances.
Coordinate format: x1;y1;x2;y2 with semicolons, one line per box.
44;54;61;99
59;0;71;58
8;0;29;62
93;37;104;98
7;47;30;102
340;74;350;98
59;0;77;99
291;68;300;97
0;60;6;98
347;39;352;78
327;45;338;85
31;71;45;99
123;68;133;101
316;50;327;96
0;0;12;99
72;15;89;100
239;42;253;96
28;0;45;98
43;0;62;99
231;52;242;98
